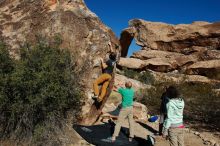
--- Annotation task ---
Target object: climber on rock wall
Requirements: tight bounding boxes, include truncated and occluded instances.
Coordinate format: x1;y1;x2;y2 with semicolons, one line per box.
92;42;117;102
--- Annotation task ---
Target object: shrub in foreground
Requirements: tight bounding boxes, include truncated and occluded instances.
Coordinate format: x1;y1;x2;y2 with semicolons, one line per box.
0;42;82;144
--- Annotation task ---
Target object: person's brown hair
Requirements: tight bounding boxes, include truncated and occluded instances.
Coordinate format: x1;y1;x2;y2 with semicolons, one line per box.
166;86;179;99
109;52;116;61
125;81;132;88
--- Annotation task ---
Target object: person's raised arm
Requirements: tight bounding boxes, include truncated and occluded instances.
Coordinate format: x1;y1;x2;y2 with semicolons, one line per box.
108;42;114;53
113;83;124;92
100;58;108;69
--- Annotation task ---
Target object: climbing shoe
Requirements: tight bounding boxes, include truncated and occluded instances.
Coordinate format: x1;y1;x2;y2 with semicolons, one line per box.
92;95;98;100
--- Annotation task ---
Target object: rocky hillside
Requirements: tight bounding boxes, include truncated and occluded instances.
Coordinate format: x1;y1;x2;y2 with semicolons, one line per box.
1;1;220;145
117;19;220;132
119;19;220;82
0;0;119;125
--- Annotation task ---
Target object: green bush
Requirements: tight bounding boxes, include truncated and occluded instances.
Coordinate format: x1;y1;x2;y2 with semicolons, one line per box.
138;71;155;84
178;82;220;130
122;68;155;85
123;67;139;79
0;42;82;142
137;81;220;131
0;43;14;74
136;83;166;114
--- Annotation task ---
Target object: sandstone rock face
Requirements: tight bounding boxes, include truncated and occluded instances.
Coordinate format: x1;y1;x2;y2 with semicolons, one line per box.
188;60;220;69
115;73;152;91
129;20;220;51
102;101;149;122
132;50;183;60
187;60;220;80
120;19;220;80
0;0;119;125
148;69;220;84
132;102;148;121
118;57;146;69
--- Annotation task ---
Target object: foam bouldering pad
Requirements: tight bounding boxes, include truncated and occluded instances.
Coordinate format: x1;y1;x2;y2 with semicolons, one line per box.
73;123;152;146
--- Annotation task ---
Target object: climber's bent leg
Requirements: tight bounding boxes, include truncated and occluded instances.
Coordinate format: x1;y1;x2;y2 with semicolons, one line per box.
93;73;111;98
98;74;111;101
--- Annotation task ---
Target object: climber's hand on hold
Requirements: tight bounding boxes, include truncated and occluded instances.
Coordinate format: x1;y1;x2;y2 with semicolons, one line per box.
113;83;122;92
108;41;112;46
100;58;107;69
113;86;118;92
108;42;114;52
118;83;124;88
100;58;104;63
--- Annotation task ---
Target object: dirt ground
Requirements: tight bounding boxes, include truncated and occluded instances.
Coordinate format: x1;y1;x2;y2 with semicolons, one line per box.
72;121;220;146
96;91;220;146
155;132;205;146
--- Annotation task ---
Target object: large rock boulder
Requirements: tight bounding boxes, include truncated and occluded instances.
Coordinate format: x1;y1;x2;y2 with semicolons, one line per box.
115;74;152;91
186;60;220;79
128;20;220;51
147;69;220;84
132;49;199;68
120;19;220;80
144;58;176;72
118;57;146;69
0;0;119;125
102;101;149;122
132;50;183;60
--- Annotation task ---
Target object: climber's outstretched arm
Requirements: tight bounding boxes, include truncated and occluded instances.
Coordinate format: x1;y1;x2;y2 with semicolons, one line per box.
108;42;114;53
100;58;108;69
113;83;124;92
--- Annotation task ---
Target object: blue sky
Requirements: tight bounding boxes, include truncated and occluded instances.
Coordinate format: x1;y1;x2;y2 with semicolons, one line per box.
84;0;220;56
